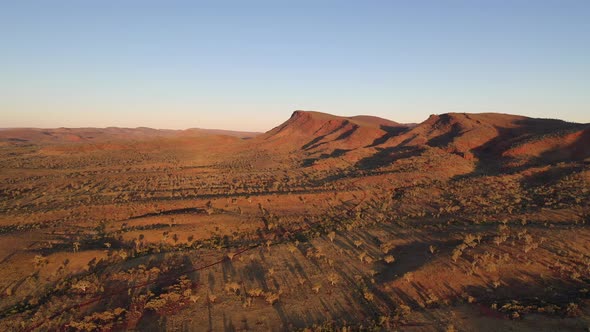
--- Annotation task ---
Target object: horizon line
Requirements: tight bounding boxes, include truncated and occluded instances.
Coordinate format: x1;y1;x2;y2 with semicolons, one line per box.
2;110;589;132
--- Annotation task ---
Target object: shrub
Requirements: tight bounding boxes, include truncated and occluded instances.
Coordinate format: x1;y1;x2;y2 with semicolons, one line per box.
327;273;340;286
265;292;279;305
380;241;395;253
384;255;395;264
224;282;240;294
247;288;264;297
429;245;437;254
403;272;414;282
312;284;322;293
451;249;462;262
363;290;374;302
327;231;336;242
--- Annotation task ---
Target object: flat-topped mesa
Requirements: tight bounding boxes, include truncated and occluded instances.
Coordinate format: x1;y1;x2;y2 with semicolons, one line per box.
259;110;406;151
289;110;349;123
289;110;402;126
287;110;321;125
381;112;588;161
291;110;308;118
258;110;589;164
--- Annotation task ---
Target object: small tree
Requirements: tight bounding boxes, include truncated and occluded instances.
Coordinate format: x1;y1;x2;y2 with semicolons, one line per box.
384;255;395;264
327;231;336;243
328;273;340;286
312;284;322;293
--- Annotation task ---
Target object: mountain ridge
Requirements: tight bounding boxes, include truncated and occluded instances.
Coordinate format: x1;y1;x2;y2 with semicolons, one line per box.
256;110;590;171
2;110;588;167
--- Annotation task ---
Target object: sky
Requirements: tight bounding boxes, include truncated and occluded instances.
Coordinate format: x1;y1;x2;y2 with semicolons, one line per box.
1;0;589;131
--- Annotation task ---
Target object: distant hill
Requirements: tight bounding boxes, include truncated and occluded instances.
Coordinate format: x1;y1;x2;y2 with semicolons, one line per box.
0;127;261;145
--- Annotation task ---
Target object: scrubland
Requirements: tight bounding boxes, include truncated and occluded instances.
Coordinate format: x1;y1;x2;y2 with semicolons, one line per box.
0;111;589;331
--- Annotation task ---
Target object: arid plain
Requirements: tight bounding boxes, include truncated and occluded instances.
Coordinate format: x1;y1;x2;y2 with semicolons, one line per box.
0;110;589;331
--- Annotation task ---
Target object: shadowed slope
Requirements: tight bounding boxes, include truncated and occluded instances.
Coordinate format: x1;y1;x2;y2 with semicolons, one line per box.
380;112;589;163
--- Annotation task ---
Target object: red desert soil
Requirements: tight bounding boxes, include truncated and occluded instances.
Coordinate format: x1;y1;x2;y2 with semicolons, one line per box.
0;110;588;331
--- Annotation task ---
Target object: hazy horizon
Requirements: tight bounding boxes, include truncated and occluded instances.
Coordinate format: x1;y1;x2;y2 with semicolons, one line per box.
2;109;590;133
2;1;589;131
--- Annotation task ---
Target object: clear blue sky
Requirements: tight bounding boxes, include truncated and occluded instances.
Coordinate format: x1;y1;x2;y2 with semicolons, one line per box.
1;0;589;131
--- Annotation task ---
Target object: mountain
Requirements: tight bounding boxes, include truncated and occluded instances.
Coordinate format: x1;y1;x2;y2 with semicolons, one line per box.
2;111;587;169
258;110;409;152
255;110;589;172
379;112;589;165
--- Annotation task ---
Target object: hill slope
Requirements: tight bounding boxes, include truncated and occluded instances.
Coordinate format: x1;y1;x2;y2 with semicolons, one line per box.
379;112;589;166
258;110;409;152
256;110;589;173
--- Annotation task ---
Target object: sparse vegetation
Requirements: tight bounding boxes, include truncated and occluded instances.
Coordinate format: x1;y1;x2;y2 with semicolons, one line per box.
0;111;588;331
